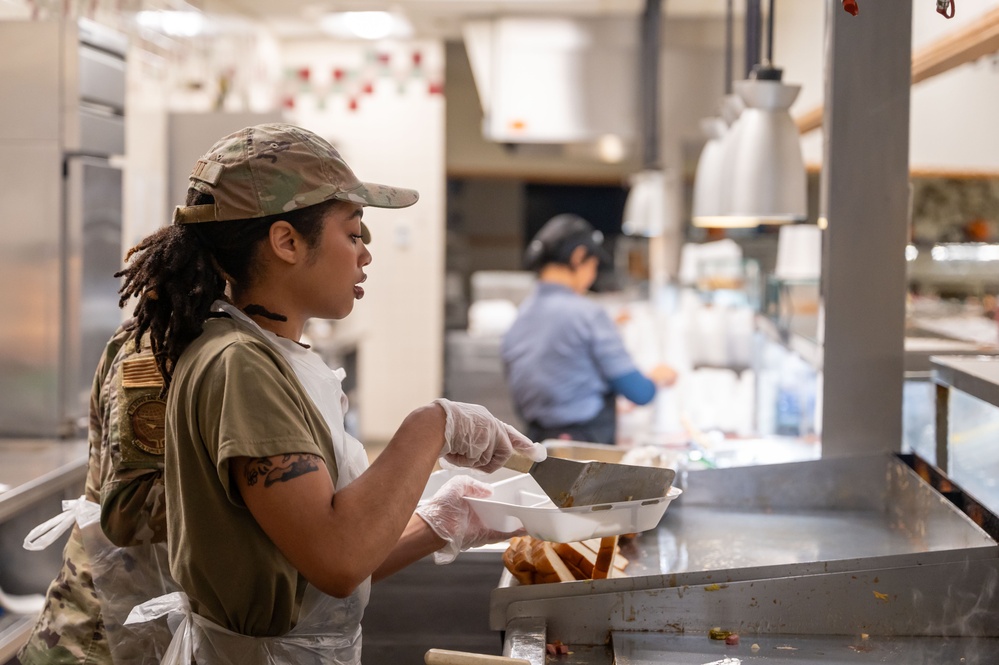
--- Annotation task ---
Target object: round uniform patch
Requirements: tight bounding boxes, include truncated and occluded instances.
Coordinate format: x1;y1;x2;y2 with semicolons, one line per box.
128;394;166;455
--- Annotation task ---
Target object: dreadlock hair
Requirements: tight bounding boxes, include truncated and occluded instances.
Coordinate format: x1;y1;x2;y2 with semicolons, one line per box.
116;189;335;395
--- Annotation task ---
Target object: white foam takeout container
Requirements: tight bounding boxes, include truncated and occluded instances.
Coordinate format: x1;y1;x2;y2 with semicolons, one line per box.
420;466;681;544
420;460;682;543
467;474;681;543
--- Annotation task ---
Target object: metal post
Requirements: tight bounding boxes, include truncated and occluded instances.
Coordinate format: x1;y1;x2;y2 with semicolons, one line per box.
820;0;912;456
640;0;662;170
935;383;950;472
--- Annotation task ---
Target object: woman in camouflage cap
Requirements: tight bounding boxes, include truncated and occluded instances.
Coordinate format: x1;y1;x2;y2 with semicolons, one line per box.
104;124;545;663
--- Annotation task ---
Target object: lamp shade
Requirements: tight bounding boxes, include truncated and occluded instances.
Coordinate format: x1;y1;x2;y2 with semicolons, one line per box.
727;78;807;224
691;117;727;222
696;109;759;228
774;223;822;280
623;169;680;238
720;92;744;126
693;94;760;229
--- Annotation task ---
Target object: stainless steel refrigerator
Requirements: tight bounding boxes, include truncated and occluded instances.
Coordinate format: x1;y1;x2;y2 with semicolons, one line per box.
0;19;126;438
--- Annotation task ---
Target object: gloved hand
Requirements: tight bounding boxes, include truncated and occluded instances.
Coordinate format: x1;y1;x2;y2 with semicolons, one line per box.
415;475;524;564
433;398;546;473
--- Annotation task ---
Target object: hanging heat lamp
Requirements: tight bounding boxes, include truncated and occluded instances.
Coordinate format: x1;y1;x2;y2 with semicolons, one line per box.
692;0;760;229
690;116;727;223
694;0;807;228
725;0;807;225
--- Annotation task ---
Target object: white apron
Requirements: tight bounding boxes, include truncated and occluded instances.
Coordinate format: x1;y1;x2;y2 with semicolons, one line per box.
127;301;371;665
23;496;179;665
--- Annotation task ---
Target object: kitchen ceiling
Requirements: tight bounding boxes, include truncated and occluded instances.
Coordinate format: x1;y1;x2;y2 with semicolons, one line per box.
197;0;732;39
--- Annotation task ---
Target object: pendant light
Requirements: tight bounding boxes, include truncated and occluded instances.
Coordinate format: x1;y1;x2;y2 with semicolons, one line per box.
690;117;727;222
623;0;677;239
692;0;759;229
725;0;807;224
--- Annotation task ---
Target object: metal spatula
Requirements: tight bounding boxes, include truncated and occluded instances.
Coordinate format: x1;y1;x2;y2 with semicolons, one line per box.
503;452;676;508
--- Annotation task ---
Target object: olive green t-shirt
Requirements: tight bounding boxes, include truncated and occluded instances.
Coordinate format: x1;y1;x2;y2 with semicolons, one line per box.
166;316;338;637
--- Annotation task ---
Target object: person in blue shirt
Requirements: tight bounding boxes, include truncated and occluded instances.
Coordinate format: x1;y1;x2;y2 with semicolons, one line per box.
502;214;677;445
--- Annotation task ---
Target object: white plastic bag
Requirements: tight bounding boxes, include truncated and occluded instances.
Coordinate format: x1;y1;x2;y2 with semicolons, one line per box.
23;496;178;664
127;582;369;665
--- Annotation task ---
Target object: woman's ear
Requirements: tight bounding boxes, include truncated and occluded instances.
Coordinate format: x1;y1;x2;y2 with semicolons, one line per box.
568;245;589;269
267;220;301;265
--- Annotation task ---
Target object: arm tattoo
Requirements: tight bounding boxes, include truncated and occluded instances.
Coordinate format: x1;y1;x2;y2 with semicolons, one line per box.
244;454;321;488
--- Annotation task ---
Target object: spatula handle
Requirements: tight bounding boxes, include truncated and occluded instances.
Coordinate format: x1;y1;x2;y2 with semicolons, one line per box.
425;649;530;665
502;450;536;473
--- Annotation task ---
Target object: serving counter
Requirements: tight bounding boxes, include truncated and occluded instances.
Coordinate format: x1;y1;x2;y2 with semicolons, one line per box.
0;439;88;662
491;454;999;664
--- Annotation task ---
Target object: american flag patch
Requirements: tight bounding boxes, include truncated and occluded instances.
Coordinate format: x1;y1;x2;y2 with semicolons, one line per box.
121;355;163;388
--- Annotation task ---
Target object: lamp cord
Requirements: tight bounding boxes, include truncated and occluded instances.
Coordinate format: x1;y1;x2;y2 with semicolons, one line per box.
765;0;775;65
724;0;733;95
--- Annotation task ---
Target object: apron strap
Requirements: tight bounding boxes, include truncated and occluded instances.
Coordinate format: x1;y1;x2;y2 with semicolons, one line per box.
22;496;99;551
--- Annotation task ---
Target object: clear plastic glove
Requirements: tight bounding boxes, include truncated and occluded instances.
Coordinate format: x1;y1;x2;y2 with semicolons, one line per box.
433;398;546;473
415;475;524;565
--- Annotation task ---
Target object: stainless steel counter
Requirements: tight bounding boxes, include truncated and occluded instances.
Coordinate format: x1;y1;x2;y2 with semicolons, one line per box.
509;629;999;665
905;337;997;375
0;438;88;662
491;454;999;664
932;355;999;408
613;633;999;665
0;438;88;522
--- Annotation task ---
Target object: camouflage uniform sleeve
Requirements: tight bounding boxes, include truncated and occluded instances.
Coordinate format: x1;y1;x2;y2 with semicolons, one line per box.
98;332;168;547
83;325;133;503
17;325;134;665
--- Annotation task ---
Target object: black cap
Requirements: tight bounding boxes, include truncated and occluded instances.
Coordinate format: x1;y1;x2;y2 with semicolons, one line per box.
523;214;611;272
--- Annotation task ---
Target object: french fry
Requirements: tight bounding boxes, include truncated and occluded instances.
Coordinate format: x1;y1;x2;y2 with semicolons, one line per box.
592;536;618;580
503;535;629;584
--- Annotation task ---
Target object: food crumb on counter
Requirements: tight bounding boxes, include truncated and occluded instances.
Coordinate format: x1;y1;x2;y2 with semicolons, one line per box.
545;640;570;656
708;627;732;640
751;643;760;652
725;634;740;645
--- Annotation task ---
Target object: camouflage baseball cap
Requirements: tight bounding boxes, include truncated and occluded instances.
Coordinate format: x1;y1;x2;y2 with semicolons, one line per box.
172;123;418;225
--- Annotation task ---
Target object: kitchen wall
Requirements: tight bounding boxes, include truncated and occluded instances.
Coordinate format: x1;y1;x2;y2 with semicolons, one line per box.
910;3;999;174
280;38;446;444
786;0;999;174
98;11;448;445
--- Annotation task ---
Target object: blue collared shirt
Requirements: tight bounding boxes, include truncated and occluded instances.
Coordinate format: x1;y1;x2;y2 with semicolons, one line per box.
501;283;640;428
